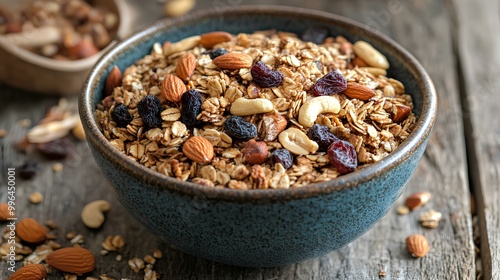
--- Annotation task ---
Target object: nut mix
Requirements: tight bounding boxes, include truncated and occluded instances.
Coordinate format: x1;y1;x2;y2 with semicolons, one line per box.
0;0;118;60
95;29;417;189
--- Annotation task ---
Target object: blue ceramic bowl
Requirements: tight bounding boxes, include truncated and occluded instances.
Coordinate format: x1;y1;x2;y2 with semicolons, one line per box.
79;6;437;267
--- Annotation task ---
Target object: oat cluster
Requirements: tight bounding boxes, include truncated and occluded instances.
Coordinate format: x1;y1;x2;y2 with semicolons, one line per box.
95;30;416;189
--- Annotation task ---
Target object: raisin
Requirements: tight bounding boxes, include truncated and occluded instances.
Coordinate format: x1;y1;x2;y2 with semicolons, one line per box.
270;149;293;169
301;26;329;44
311;71;347;96
208;48;228;59
250;61;284;88
307;124;338;152
180;89;203;129
327;139;357;174
223;116;257;141
111;103;132;127
18;160;41;180
37;137;74;160
138;95;163;129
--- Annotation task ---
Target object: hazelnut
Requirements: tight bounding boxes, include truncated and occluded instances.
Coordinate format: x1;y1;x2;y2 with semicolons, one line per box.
242;139;268;165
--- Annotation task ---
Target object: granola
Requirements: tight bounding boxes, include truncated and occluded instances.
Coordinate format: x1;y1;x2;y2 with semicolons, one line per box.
95;29;417;189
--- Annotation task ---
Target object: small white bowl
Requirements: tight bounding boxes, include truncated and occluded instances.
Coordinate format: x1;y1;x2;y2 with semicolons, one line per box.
0;0;133;95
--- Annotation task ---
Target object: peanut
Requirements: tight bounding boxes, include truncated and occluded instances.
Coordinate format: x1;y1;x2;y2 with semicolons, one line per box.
278;128;318;155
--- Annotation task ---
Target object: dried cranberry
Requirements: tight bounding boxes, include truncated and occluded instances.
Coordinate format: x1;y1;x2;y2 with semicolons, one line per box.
250;61;284;88
18;160;41;180
307;124;339;152
223;116;257;141
180;89;203;129
111;103;132;128
37;137;74;160
138;95;163;129
327;139;357;174
208;48;228;59
311;71;347;96
301;26;329;44
270;149;293;169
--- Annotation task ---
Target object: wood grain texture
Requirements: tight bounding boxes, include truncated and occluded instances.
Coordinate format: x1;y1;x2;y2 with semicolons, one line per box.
451;0;500;278
0;0;476;279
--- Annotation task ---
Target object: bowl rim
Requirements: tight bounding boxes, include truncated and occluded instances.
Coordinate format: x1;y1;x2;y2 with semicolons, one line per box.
0;0;133;71
80;5;437;202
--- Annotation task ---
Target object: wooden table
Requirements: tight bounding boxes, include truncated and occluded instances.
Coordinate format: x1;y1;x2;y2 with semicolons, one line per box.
1;0;498;279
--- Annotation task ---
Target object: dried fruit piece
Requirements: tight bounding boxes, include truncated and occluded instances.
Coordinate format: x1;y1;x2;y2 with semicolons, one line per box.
242;139;268;165
200;31;233;49
250;61;284;88
176;52;197;81
161;74;187;102
406;234;430;258
270;149;293;169
405;191;431;210
138;95;163;129
37;137;74;159
16;218;47;244
311;71;347;96
45;247;95;274
180;89;203;129
183;136;214;164
18;160;41;180
208;48;228;59
224;116;257;141
301;26;329;44
8;263;47;280
327;139;357;174
112;104;133;128
105;66;122;96
307;124;338;152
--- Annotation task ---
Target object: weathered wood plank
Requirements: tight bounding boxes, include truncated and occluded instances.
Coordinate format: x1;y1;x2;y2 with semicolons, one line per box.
0;0;476;279
451;0;500;278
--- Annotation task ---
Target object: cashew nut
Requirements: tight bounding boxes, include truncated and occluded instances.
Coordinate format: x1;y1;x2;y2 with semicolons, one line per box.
163;35;201;56
298;96;340;128
352;41;390;70
278;128;319;155
230;98;274;116
81;200;111;228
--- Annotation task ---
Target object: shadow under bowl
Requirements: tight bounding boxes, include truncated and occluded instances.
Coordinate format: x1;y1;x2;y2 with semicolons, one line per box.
79;6;437;267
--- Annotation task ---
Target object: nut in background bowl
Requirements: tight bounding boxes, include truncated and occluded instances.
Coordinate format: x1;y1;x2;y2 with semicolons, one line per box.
0;0;134;95
79;6;437;267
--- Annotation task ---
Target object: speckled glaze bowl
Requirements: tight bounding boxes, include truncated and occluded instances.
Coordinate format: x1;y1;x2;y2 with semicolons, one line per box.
79;6;437;267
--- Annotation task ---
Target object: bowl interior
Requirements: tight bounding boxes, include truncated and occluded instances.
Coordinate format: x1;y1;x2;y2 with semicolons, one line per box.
81;6;436;201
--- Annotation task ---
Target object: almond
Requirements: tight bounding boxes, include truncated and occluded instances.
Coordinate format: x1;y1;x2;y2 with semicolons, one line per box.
176;52;196;81
406;234;430;258
392;104;411;123
212;53;253;70
16;218;47;244
105;66;122;96
45;247;95;274
343;83;376;101
0;203;12;221
8;264;47;280
405;191;431;210
182;136;214;164
161;74;187;102
199;31;232;48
